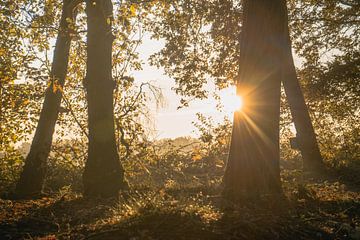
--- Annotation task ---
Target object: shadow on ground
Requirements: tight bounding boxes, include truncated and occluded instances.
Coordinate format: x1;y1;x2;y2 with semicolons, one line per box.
1;168;360;239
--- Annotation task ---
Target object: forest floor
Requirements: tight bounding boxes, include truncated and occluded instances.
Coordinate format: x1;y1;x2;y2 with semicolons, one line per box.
1;164;360;240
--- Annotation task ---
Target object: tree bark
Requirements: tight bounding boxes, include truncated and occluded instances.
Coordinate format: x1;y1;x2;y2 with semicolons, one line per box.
15;0;78;198
281;2;323;171
223;0;285;200
83;0;126;197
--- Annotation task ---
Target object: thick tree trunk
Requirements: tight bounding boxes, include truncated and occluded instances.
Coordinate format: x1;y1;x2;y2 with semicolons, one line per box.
223;0;285;200
281;3;323;171
83;0;126;197
15;0;77;198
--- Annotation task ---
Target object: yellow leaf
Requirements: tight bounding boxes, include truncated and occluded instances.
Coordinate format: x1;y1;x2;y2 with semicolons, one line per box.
130;4;136;16
192;154;202;161
47;79;52;88
9;28;16;35
12;134;17;142
159;189;166;197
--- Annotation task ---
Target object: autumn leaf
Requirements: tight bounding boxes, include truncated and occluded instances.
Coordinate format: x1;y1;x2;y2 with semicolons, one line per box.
192;154;202;161
130;4;136;17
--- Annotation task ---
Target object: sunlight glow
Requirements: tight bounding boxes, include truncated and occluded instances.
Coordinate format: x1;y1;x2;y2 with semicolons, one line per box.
221;88;244;113
232;94;244;112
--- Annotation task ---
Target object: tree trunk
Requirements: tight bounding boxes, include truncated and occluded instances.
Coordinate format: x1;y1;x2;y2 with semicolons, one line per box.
15;0;78;198
223;0;286;200
83;0;126;197
281;3;323;171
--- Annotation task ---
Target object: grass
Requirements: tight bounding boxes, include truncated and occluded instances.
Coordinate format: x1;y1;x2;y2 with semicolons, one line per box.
1;161;360;239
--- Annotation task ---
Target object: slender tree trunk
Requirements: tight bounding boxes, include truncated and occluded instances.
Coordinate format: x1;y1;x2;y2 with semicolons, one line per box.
83;0;126;197
15;0;78;198
223;0;286;200
281;2;323;171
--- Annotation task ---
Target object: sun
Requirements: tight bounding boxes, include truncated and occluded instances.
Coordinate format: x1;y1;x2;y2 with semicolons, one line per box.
235;95;244;111
219;87;244;113
229;94;244;112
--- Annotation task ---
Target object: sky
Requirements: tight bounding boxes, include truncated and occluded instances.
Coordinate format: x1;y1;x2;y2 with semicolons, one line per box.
132;34;302;139
15;33;236;141
19;32;301;141
132;34;238;139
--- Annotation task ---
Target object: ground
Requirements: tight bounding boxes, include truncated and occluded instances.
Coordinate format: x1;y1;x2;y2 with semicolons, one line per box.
1;165;360;240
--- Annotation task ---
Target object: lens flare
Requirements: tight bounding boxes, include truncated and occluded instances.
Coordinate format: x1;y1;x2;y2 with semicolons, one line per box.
223;93;244;112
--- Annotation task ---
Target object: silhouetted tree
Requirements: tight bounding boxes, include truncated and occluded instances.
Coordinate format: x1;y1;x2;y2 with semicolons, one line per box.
223;0;324;200
281;5;323;171
15;0;79;198
147;0;324;170
82;0;127;197
223;0;287;199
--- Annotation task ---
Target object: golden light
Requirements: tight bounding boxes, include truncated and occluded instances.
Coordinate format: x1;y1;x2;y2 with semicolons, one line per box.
229;94;244;112
220;87;244;113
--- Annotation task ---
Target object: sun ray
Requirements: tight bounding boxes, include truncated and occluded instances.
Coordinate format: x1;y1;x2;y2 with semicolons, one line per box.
221;87;244;113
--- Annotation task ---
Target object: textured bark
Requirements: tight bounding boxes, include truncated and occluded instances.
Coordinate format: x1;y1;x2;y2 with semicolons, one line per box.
83;0;126;197
15;0;78;198
281;3;323;171
223;0;285;200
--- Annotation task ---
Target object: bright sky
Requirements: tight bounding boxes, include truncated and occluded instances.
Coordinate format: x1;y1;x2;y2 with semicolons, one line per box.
133;34;302;139
132;35;238;139
22;33;301;141
16;34;235;141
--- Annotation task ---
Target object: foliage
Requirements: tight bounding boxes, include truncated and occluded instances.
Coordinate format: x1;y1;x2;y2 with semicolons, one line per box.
0;3;359;238
147;0;360;169
148;0;242;106
193;113;232;163
0;0;359;238
0;0;53;192
0;0;163;192
288;0;360;168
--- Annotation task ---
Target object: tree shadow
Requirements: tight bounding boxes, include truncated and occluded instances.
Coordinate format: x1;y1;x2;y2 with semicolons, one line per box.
80;188;338;240
1;168;360;240
84;208;221;240
0;196;118;239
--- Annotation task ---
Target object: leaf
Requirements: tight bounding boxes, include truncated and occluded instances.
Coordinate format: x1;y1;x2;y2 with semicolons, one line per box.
130;4;136;16
192;154;202;161
52;83;57;93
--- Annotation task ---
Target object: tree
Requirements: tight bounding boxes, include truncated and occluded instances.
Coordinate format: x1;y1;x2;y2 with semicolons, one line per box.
0;1;42;191
281;6;323;171
223;0;326;199
15;0;80;198
289;0;359;167
149;0;325;174
82;0;127;197
223;0;285;199
1;0;158;194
